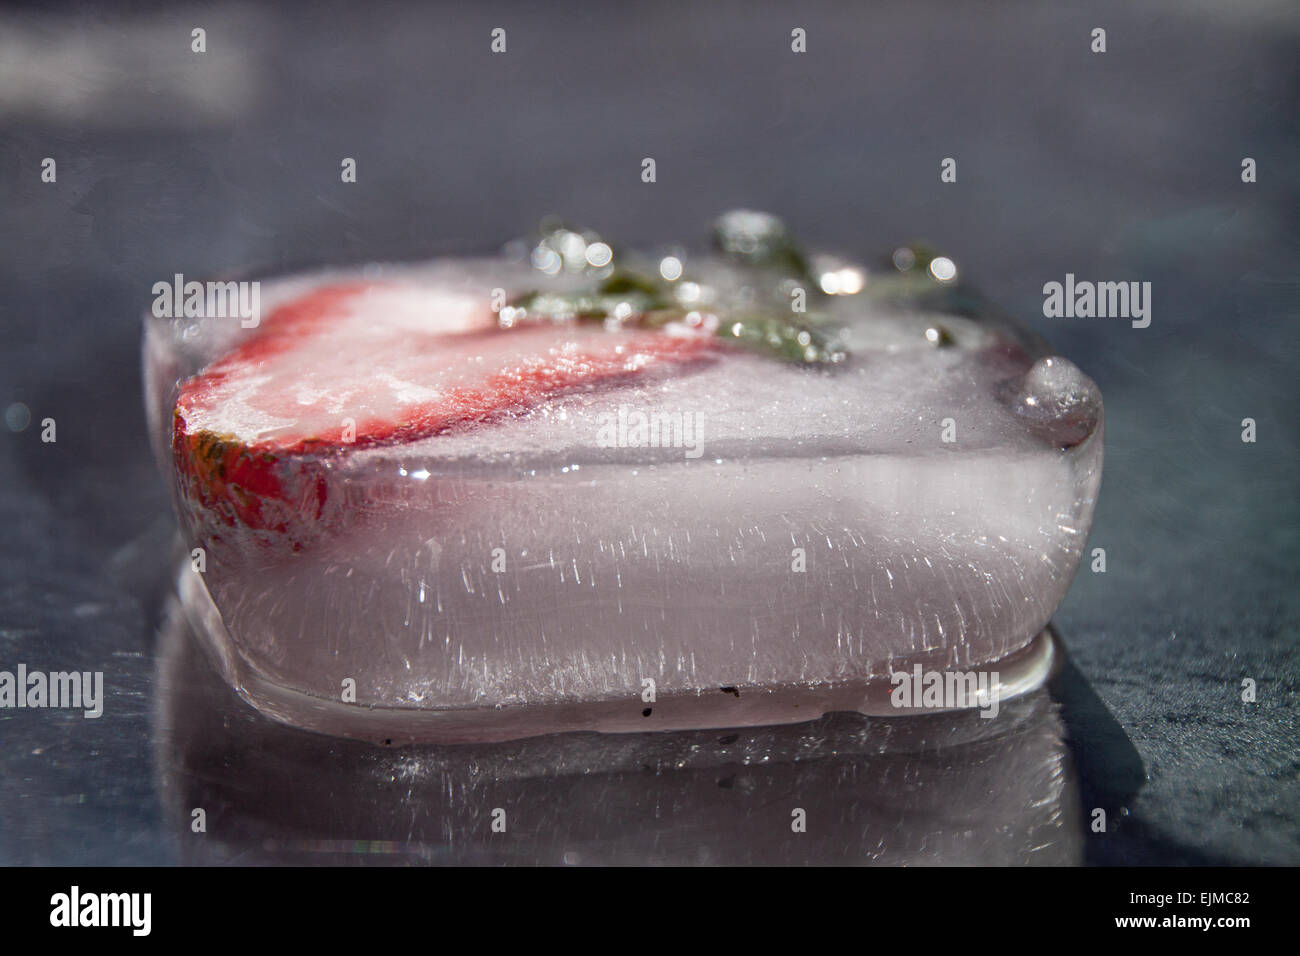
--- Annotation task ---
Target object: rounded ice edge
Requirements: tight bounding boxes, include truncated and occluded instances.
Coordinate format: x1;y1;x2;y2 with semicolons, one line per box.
176;560;1060;746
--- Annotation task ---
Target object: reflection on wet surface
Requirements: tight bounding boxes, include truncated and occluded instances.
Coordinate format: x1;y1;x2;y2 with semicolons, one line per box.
154;596;1084;865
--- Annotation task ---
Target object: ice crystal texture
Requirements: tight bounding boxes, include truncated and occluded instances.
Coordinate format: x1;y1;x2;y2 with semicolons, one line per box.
146;245;1102;741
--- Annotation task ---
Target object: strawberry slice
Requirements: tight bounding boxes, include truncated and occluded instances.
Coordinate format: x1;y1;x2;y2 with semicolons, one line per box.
172;280;720;548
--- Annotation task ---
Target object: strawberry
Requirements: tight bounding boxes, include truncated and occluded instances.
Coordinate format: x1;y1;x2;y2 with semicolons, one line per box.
172;280;721;550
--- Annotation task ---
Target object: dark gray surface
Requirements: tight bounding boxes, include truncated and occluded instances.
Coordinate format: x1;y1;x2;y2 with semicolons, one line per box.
1;0;1297;865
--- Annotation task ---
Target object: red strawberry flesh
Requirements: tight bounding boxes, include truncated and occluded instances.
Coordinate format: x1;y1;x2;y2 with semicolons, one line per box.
173;280;720;541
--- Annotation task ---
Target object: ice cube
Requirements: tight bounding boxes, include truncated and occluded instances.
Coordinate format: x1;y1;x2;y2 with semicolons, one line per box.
146;227;1102;743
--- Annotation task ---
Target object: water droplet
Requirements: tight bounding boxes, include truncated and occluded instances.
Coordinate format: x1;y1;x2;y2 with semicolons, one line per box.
1006;357;1102;448
929;256;957;282
584;242;613;268
659;256;683;281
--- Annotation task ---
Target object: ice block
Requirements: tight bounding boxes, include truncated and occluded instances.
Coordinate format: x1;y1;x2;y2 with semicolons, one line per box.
145;212;1103;742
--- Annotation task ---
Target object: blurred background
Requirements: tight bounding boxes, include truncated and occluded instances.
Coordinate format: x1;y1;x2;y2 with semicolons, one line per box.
0;0;1297;864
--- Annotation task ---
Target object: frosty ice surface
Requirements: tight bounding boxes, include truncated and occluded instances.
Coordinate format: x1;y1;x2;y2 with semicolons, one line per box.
145;214;1102;742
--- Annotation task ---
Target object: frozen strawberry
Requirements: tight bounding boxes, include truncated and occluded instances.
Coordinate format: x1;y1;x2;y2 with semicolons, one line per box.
172;280;720;546
151;217;1104;744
